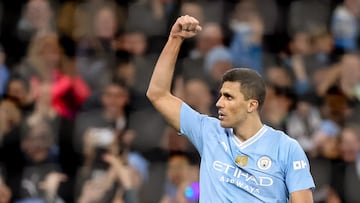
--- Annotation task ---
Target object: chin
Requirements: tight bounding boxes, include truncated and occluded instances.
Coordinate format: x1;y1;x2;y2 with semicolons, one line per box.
219;121;231;128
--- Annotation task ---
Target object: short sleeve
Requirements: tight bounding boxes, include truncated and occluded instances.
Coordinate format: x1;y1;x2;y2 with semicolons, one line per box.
285;139;315;193
180;103;208;154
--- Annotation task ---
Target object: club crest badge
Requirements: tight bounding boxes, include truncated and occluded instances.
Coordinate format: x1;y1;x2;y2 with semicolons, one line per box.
257;156;272;170
235;155;248;167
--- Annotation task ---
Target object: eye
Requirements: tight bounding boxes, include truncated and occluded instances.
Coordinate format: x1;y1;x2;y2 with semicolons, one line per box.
224;94;232;100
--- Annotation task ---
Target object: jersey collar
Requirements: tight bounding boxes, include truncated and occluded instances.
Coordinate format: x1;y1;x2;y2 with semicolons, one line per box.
230;125;268;149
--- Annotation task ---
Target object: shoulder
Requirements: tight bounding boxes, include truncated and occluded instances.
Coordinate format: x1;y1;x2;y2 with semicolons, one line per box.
181;103;219;123
264;125;303;151
267;125;296;140
180;102;224;133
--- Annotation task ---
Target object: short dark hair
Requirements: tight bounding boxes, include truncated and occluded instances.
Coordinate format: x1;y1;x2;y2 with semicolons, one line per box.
221;68;266;111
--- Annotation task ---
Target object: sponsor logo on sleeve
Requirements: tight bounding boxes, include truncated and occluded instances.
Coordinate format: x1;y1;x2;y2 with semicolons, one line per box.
293;160;307;170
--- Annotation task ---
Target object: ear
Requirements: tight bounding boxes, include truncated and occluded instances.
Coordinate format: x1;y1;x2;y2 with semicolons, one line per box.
247;100;259;113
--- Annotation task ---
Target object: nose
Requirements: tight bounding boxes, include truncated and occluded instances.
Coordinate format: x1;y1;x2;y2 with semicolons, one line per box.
216;96;223;109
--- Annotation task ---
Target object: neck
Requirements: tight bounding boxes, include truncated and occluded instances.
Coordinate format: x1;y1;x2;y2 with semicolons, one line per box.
233;115;263;142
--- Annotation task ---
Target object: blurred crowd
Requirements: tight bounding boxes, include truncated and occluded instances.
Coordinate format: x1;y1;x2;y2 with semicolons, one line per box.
0;0;360;202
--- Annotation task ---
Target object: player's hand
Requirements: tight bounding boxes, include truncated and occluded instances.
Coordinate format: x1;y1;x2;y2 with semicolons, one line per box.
170;15;202;40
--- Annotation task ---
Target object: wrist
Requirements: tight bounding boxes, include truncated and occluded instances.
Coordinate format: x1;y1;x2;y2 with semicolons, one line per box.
168;35;184;43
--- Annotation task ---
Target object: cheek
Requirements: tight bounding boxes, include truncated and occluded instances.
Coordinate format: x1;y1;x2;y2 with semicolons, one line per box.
229;102;247;117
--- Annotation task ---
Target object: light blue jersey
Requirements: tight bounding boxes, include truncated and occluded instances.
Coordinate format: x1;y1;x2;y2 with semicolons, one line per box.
180;103;315;203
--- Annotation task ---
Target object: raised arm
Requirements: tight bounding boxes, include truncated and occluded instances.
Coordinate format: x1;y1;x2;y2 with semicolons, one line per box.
146;15;201;131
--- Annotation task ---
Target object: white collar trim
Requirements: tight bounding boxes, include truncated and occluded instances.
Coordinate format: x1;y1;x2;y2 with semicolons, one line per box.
231;125;267;149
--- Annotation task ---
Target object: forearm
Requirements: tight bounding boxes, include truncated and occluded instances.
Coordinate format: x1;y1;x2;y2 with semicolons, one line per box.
146;37;183;101
145;15;201;130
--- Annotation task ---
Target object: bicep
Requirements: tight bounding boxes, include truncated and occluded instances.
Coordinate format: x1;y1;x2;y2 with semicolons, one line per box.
150;93;183;131
290;189;313;203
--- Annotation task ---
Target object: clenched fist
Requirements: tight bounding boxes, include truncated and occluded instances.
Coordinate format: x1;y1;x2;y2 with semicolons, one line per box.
170;15;202;39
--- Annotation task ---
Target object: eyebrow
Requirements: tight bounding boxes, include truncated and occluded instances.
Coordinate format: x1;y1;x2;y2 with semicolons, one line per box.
219;91;233;98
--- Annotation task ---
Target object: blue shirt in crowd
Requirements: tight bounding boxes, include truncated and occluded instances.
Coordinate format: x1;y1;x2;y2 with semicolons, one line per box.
0;64;9;97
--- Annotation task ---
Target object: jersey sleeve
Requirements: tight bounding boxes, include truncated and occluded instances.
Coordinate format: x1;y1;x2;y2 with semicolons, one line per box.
179;102;208;154
285;139;315;193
